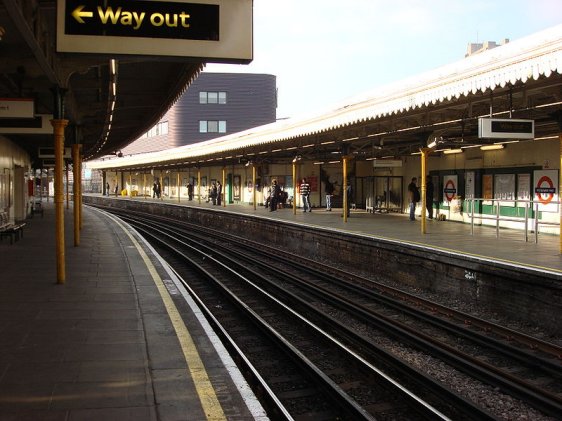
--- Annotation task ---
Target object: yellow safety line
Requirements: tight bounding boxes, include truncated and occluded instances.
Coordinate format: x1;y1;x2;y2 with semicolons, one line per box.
116;219;226;420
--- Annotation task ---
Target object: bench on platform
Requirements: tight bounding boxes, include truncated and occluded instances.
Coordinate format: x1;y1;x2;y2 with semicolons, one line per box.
0;211;26;244
31;200;44;217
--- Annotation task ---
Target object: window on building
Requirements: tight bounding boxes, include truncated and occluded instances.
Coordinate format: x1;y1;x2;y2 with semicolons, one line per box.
199;91;227;104
199;120;227;133
144;121;169;138
208;92;218;104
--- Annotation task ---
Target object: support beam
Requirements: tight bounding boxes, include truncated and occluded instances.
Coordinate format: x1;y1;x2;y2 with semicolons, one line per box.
177;172;181;203
197;169;201;204
65;165;69;209
420;148;431;234
52;119;69;284
222;167;226;207
292;161;297;215
72;144;80;246
343;157;348;223
252;165;256;210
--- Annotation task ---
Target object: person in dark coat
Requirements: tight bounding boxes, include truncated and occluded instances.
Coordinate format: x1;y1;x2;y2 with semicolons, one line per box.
156;180;161;199
408;177;420;221
216;181;222;205
270;180;280;211
187;182;193;200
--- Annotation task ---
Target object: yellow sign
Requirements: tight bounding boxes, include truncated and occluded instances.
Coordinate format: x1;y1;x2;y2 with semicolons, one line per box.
57;0;252;63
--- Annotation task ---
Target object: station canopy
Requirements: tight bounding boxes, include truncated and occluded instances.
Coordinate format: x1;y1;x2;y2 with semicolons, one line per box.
90;24;562;172
0;0;219;166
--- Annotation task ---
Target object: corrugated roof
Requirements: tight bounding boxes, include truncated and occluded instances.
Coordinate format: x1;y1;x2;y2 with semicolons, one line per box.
88;24;562;170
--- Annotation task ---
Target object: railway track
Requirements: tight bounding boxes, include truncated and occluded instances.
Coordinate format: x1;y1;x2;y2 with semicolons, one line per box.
93;205;562;420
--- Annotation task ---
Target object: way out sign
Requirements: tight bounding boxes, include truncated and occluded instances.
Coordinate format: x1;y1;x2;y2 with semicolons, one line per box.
57;0;252;63
533;170;559;212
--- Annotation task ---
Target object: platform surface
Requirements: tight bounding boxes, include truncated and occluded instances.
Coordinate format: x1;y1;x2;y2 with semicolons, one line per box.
0;200;266;421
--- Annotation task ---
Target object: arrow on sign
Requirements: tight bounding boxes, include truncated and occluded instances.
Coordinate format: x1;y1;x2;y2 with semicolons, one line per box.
72;6;94;24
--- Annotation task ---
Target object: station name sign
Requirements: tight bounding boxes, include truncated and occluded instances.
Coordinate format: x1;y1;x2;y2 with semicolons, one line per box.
57;0;252;63
478;118;534;140
0;98;34;118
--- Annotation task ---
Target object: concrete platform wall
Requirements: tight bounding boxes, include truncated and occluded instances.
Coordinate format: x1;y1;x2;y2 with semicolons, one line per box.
84;196;562;335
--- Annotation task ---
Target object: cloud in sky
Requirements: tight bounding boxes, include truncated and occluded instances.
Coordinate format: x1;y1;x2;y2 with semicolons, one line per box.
205;0;562;119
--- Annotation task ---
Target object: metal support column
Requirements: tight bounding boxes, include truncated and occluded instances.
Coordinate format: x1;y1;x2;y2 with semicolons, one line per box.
560;133;562;253
72;144;80;246
343;157;348;223
252;164;256;210
197;169;201;204
65;164;69;209
222;167;226;207
52;118;69;284
177;172;181;203
51;86;68;284
420;148;430;234
77;146;82;230
292;161;297;215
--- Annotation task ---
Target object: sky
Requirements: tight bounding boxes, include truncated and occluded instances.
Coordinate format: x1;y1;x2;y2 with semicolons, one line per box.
204;0;562;119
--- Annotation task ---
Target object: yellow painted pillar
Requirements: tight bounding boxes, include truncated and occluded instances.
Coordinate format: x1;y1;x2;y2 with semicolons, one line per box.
72;144;80;246
222;167;226;207
252;165;257;210
343;157;348;223
177;172;181;203
420;148;430;234
143;173;146;199
129;173;132;197
77;145;82;230
197;169;201;204
52;119;69;284
292;161;297;215
65;164;69;209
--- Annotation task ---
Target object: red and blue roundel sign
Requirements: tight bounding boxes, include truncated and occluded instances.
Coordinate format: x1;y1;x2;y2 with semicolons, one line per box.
444;179;456;201
535;175;555;205
533;170;558;212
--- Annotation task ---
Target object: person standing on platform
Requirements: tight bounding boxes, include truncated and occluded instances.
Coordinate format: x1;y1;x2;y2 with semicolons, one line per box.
153;181;158;198
426;175;434;219
408;177;420;221
187;181;193;200
216;181;222;206
106;182;110;196
156;180;161;199
270;179;280;211
114;183;119;197
325;178;334;211
300;178;311;212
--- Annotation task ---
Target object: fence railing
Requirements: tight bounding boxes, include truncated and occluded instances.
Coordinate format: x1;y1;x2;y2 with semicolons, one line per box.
467;198;560;243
